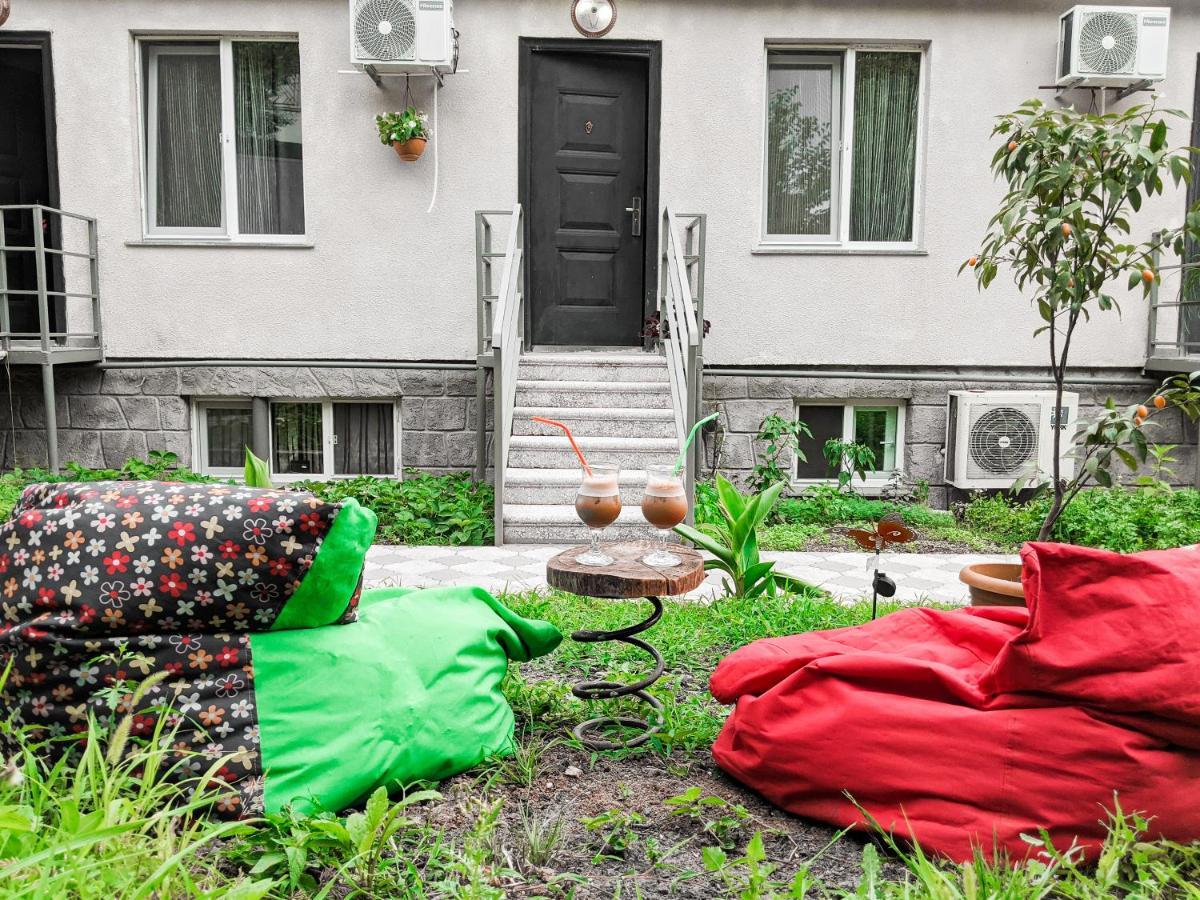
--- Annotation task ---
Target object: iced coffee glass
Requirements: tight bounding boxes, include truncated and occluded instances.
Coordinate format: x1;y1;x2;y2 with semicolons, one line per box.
641;464;687;567
575;464;621;566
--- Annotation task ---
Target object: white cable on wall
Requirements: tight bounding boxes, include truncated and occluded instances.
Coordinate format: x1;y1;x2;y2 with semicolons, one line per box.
426;78;439;213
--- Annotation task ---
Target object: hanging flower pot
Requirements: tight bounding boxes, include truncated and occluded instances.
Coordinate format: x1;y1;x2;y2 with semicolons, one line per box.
391;136;427;162
376;107;430;164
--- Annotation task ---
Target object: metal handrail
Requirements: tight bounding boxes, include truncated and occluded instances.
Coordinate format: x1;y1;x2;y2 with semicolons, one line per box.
0;204;104;474
1147;234;1200;362
659;209;707;511
474;205;523;543
0;204;103;356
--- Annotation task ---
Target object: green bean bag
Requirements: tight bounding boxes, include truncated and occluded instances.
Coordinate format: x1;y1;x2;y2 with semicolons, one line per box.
0;480;561;816
249;585;562;814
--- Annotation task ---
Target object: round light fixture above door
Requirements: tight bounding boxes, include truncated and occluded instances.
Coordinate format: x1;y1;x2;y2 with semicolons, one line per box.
570;0;616;38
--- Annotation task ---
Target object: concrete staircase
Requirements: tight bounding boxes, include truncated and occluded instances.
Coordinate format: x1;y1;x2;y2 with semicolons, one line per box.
502;351;679;544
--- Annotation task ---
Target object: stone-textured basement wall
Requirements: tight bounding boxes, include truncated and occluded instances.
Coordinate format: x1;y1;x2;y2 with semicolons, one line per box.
704;370;1198;509
0;365;491;475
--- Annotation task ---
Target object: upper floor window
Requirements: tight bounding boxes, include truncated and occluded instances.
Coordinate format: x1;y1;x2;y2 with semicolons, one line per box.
140;37;305;240
763;45;925;249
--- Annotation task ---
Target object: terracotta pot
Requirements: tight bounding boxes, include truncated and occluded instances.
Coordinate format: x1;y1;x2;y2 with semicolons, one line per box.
391;137;428;161
959;562;1026;607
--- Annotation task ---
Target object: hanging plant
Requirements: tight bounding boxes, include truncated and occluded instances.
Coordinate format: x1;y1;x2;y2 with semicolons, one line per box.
376;106;430;162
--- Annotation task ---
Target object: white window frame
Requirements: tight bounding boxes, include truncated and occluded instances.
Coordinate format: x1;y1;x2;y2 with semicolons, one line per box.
268;399;401;482
193;399;254;478
191;398;401;480
760;42;928;253
792;399;907;493
136;34;307;245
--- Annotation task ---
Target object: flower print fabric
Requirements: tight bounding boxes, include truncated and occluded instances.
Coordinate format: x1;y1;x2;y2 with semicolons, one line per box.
0;480;369;818
3;481;344;635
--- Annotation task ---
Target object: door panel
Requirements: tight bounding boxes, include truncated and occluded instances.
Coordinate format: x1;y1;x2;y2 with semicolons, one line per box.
0;44;57;338
528;52;647;346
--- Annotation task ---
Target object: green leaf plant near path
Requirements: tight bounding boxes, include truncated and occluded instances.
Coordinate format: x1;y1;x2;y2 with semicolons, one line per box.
244;448;273;489
674;474;816;598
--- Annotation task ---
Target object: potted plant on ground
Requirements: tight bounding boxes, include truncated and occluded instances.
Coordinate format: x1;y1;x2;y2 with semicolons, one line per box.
959;98;1200;605
376;106;430;161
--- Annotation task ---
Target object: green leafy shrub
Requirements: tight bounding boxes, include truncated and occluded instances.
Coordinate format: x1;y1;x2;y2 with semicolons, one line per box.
774;484;955;530
822;438;875;492
0;454;493;546
297;471;494;545
0;451;214;518
962;487;1200;552
694;479;721;526
748;413;811;493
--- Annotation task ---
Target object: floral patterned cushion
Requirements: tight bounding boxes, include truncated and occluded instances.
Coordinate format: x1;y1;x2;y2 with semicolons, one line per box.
0;480;377;816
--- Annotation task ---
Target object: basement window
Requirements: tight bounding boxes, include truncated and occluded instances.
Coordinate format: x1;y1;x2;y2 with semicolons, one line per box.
794;401;905;488
193;400;399;478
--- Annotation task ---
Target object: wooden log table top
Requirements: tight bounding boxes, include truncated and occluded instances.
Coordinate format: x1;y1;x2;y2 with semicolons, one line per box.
546;541;706;598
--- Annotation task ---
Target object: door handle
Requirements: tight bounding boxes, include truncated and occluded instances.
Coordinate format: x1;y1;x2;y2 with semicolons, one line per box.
625;197;642;237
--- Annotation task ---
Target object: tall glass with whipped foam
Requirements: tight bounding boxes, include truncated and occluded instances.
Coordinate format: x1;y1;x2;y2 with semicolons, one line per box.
574;464;621;566
640;464;686;567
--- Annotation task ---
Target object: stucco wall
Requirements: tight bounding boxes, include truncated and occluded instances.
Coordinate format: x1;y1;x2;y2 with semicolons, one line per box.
6;0;1198;366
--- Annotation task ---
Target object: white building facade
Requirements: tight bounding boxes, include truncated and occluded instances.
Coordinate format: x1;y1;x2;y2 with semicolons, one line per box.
1;0;1197;510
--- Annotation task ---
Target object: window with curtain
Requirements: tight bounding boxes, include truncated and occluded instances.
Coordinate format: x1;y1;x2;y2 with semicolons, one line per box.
145;44;223;231
142;37;305;239
235;42;305;235
765;47;924;245
765;54;840;238
203;405;253;470
334;403;395;475
272;402;324;475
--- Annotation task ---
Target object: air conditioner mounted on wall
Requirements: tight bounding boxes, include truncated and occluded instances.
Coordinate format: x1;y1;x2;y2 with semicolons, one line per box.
1057;5;1170;88
350;0;457;72
944;391;1079;490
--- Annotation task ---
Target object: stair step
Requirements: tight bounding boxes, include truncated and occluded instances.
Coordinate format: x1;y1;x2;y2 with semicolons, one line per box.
506;434;678;469
503;467;649;504
515;380;672;409
513;406;675;438
522;351;658;364
503;523;657;543
518;356;669;383
502;504;664;544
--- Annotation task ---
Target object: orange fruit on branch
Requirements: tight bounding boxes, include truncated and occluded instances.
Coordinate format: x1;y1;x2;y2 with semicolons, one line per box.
1153;395;1167;409
1136;405;1150;419
1061;223;1072;237
1142;269;1155;283
1134;415;1145;426
968;256;979;267
1007;141;1018;152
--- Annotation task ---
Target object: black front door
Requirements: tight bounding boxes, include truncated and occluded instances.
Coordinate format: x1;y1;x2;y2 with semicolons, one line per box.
0;40;58;338
526;50;649;346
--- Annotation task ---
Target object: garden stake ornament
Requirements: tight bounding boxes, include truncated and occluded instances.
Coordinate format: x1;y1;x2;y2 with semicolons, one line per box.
841;514;916;619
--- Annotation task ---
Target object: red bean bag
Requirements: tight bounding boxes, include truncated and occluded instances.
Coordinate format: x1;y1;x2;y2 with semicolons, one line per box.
710;542;1200;862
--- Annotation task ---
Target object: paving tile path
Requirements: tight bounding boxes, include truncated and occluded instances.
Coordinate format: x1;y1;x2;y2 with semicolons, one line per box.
364;545;1018;605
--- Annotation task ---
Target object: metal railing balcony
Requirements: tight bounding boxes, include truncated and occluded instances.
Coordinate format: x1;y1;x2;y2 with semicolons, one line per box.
0;205;103;365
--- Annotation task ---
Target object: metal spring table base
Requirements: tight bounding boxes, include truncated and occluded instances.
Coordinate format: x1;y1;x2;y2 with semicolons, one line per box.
569;595;665;750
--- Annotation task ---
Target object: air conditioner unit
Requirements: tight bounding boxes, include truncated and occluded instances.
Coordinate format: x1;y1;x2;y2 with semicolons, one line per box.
350;0;457;72
944;391;1079;490
1057;5;1169;88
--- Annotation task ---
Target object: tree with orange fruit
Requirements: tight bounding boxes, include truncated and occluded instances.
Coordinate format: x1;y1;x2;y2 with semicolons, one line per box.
961;99;1200;541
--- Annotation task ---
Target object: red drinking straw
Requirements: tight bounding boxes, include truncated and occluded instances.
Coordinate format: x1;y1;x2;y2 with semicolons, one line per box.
530;416;592;476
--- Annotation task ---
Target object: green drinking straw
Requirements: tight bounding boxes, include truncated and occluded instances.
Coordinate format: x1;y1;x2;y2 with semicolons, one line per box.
673;412;720;476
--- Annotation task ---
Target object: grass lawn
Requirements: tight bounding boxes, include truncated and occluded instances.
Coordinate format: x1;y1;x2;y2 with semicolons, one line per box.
5;589;1198;898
